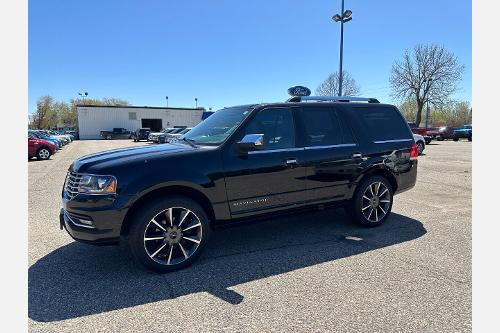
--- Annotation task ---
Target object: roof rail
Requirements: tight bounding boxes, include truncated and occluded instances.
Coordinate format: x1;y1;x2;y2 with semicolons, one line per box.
286;96;380;103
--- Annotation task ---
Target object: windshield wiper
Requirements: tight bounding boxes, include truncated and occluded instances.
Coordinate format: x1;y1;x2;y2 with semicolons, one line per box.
181;137;198;148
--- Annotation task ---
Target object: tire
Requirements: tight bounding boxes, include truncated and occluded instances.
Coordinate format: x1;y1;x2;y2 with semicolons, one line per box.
417;141;424;155
453;138;459;142
106;134;112;140
345;175;394;227
468;136;472;142
128;196;211;273
133;138;137;142
437;135;444;141
425;138;431;145
36;147;51;160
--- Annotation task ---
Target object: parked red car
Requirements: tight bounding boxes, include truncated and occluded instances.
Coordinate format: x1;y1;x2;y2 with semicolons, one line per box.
28;136;57;160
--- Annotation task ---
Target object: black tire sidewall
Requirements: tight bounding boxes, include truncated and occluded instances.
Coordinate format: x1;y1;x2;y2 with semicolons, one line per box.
348;175;394;227
128;196;211;273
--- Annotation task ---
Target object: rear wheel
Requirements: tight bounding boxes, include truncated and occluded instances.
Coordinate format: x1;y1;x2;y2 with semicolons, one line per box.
453;137;459;142
36;147;51;160
106;134;112;140
128;196;211;273
346;175;393;227
468;136;472;142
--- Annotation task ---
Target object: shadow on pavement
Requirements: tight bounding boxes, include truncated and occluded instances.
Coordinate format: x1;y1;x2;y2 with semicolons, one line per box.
29;209;426;322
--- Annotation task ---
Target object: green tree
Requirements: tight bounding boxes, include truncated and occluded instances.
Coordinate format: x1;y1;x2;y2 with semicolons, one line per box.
33;96;58;129
398;99;418;123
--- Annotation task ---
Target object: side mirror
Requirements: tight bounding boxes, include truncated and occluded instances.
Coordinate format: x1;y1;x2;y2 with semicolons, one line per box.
236;134;265;153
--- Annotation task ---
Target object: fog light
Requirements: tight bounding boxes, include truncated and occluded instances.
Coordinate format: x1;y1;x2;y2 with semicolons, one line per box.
78;219;93;226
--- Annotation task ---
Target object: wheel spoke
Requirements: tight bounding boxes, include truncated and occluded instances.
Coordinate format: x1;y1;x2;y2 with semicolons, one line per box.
178;209;192;227
362;205;371;211
367;207;374;220
151;218;166;231
375;207;378;221
166;208;173;227
183;236;200;244
380;199;390;203
363;195;371;201
150;243;167;258
379;188;388;197
375;182;381;196
145;236;164;241
179;243;189;259
167;245;174;265
369;184;374;196
379;205;387;215
183;222;201;232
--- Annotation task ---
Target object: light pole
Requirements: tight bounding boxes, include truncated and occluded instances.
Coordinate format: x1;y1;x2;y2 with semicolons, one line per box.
165;96;169;107
424;78;433;128
195;98;198;108
332;1;352;96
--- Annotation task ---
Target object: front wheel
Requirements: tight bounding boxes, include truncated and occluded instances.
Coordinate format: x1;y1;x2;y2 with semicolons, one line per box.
36;147;51;160
346;175;394;227
128;196;211;273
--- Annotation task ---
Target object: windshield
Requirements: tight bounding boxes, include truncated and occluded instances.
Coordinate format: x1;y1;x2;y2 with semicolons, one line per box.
183;106;254;145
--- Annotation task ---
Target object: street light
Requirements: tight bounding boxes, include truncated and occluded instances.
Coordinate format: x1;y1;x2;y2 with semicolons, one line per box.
165;96;169;107
78;92;88;104
331;0;353;96
195;98;198;108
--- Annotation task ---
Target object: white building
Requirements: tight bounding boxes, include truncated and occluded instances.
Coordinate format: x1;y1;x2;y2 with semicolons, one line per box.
77;105;205;140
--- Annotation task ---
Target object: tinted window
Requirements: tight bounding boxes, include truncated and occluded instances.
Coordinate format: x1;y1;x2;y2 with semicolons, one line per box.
354;105;412;141
244;108;295;150
298;107;343;146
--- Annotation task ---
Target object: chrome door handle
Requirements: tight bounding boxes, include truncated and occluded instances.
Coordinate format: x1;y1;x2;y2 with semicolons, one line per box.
285;158;298;165
352;153;362;158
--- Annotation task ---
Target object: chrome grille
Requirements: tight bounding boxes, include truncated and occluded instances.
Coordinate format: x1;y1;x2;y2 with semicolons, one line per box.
64;171;82;199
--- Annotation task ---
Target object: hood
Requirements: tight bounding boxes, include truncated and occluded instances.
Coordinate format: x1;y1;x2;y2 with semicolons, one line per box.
71;142;195;173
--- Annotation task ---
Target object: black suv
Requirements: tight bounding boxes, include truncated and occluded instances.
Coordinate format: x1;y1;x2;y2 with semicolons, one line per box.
60;96;418;272
132;128;151;142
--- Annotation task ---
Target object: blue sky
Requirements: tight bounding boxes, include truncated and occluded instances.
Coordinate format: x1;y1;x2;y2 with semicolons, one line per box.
29;0;471;112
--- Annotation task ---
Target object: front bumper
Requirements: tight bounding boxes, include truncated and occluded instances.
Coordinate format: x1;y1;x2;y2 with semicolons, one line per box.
60;208;120;245
60;192;132;245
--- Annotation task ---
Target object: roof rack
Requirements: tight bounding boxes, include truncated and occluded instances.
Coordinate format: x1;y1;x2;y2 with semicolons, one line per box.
286;96;380;103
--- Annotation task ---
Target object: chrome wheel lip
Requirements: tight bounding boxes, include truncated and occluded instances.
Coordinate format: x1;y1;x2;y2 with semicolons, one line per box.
361;181;391;223
143;206;203;266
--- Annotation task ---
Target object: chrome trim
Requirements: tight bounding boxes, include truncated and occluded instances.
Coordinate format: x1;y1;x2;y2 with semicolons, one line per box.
63;210;95;229
373;139;413;144
304;143;357;150
248;147;305;155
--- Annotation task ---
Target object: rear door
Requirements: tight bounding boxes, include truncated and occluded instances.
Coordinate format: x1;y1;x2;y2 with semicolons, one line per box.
297;105;362;204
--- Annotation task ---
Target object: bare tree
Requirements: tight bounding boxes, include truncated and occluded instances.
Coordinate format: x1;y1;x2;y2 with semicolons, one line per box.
390;44;464;126
316;71;360;96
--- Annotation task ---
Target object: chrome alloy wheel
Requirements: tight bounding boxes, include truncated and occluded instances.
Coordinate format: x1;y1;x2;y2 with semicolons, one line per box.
361;181;391;223
143;207;203;266
38;148;50;159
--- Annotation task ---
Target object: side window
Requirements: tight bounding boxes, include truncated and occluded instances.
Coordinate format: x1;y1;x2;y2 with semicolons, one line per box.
298;107;343;146
244;108;295;150
354;105;412;142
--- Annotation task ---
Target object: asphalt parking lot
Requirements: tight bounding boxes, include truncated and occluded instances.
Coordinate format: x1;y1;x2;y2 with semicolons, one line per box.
28;139;471;332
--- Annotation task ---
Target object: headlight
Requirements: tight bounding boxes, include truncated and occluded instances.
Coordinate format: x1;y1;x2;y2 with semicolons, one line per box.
78;174;117;194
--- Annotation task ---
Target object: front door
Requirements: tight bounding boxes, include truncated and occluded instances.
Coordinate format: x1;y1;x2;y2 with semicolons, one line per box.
223;107;307;217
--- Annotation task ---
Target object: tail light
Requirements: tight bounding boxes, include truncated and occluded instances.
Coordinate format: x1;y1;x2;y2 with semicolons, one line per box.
410;144;419;160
